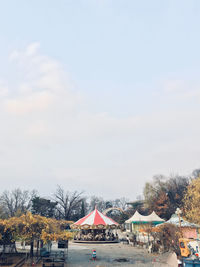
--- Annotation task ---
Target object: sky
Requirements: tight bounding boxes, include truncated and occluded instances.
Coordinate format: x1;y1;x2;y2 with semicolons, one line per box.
0;0;200;200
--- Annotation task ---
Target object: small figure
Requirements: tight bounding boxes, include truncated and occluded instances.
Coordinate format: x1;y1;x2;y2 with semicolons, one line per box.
126;235;130;244
116;233;119;240
111;233;115;240
92;249;96;260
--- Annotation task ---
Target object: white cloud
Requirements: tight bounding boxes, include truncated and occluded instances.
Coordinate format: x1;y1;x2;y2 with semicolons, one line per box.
9;50;20;61
0;43;200;199
0;82;8;97
4;91;54;114
9;42;40;61
163;79;186;93
3;43;80;118
25;42;40;56
26;121;48;137
163;79;200;100
1;43;141;141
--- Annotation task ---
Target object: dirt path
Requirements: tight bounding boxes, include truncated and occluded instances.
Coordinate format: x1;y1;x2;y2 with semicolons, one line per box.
67;242;155;267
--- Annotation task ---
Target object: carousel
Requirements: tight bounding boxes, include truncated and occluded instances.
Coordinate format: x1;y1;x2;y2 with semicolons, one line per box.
71;207;119;243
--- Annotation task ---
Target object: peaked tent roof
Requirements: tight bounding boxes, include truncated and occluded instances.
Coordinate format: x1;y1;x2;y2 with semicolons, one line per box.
125;210;164;224
125;211;144;223
147;211;165;222
71;207;119;229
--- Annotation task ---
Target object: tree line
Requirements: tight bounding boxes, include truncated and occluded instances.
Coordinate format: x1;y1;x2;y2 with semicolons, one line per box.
0;185;129;223
1;168;200;224
142;168;200;222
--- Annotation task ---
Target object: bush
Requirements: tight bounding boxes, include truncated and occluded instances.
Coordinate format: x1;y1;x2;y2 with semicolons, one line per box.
153;224;182;255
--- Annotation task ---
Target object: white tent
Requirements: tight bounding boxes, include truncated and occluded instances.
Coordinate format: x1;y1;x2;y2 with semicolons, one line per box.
147;211;165;223
125;210;165;236
125;210;164;224
125;211;145;223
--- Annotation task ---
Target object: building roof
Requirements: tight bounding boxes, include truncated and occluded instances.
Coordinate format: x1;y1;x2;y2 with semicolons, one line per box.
161;214;200;228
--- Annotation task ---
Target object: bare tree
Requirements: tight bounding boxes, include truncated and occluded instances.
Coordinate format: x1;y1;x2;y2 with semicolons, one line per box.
0;188;37;218
54;185;84;220
112;197;129;211
192;169;200;179
0;204;7;219
89;196;107;212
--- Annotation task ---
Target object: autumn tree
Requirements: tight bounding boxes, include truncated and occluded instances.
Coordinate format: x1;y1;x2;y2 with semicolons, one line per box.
143;174;189;219
154;224;182;255
167;176;189;209
183;177;200;224
0;220;17;253
143;175;169;218
0;212;73;258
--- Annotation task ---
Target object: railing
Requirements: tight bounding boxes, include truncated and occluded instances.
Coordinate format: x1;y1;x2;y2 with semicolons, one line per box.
14;257;26;267
35;257;42;264
42;258;64;267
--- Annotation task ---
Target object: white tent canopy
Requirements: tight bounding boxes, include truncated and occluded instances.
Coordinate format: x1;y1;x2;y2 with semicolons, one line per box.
125;210;164;224
147;211;165;222
125;211;144;223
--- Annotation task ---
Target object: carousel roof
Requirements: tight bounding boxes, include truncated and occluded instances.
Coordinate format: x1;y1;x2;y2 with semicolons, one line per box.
72;207;119;229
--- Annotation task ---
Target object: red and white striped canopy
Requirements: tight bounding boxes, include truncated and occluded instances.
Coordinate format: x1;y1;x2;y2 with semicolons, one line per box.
72;208;119;229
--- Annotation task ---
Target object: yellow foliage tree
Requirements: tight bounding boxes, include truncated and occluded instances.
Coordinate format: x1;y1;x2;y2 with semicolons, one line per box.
184;177;200;224
0;212;74;256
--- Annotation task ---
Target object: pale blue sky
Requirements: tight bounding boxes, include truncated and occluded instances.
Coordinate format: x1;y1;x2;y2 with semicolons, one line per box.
0;1;200;199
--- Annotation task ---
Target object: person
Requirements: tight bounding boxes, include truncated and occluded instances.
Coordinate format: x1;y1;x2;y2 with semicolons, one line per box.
92;249;96;260
126;235;130;244
116;233;119;240
111;233;115;240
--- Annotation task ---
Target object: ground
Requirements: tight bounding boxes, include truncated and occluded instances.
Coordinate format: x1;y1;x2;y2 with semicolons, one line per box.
13;240;177;267
67;242;155;267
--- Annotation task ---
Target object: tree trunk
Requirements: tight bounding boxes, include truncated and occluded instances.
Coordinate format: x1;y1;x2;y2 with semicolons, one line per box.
13;242;17;253
30;239;34;258
36;239;39;258
22;241;25;250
